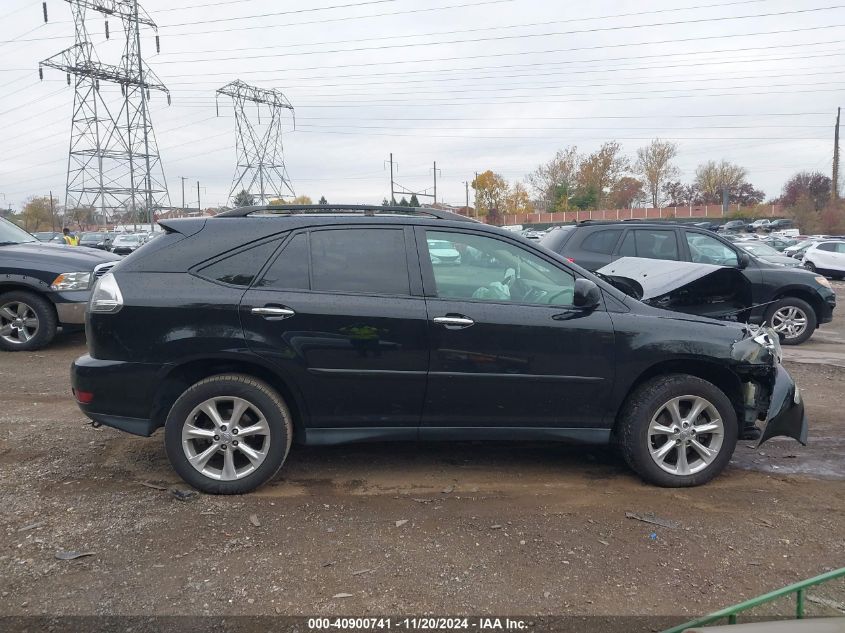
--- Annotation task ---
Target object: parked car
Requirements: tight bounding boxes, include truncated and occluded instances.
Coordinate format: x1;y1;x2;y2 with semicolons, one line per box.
79;231;114;251
0;217;120;351
110;232;144;255
784;239;819;259
687;221;718;231
33;231;64;243
539;221;836;344
72;204;806;494
426;238;461;264
802;241;845;279
748;219;771;232
718;220;748;233
737;242;802;268
768;219;795;232
761;236;798;252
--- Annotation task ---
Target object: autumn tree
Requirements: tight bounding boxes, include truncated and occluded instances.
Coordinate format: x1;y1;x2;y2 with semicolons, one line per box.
233;190;255;207
694;160;747;203
576;141;629;207
19;196;54;232
291;195;313;204
526;146;580;211
472;170;508;215
819;199;845;234
503;182;534;214
608;176;646;209
635;139;680;208
780;171;831;211
787;193;820;234
662;181;701;207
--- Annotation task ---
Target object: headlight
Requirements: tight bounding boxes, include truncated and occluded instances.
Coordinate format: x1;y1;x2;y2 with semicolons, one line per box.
749;324;783;364
815;276;832;289
89;273;124;313
51;272;92;291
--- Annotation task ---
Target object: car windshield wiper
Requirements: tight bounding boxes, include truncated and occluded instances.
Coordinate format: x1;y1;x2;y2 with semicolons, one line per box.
0;240;27;246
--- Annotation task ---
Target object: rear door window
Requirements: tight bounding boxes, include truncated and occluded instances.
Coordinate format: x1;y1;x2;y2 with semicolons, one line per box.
197;238;283;287
580;229;622;254
256;233;310;290
633;229;679;260
310;228;410;295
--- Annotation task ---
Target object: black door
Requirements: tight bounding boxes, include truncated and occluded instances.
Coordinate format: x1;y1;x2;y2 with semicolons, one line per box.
416;227;616;440
240;227;429;439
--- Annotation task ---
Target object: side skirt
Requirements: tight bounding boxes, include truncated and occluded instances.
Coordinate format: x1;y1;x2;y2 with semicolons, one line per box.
304;427;611;446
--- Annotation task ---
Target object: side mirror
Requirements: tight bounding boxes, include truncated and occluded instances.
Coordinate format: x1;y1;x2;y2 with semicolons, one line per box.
573;278;601;309
738;252;751;269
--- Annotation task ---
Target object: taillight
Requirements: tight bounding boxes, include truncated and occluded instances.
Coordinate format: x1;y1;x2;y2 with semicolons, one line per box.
89;272;124;313
74;389;94;404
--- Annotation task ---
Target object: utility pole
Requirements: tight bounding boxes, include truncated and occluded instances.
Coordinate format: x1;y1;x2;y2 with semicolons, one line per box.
197;181;201;211
721;185;729;216
834;107;841;200
180;176;187;211
464;181;469;213
432;161;441;205
474;172;479;218
389;152;395;204
49;190;56;231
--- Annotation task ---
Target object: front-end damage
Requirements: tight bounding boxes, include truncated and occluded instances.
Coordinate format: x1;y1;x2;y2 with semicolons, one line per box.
731;325;808;446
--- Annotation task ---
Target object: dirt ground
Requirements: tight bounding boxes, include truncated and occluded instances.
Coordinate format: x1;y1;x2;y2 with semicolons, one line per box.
1;286;844;629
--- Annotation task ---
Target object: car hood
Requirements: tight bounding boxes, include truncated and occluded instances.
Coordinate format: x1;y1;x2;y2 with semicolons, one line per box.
757;254;802;267
597;257;753;319
0;241;121;269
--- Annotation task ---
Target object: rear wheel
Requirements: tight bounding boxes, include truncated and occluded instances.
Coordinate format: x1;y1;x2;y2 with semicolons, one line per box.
804;261;816;272
618;374;738;487
0;291;58;351
765;297;816;345
164;374;293;494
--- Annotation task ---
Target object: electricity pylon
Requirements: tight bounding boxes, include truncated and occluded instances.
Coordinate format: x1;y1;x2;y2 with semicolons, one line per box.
216;80;295;205
40;0;171;227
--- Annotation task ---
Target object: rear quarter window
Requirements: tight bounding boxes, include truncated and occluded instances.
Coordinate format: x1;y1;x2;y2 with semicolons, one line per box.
196;238;283;287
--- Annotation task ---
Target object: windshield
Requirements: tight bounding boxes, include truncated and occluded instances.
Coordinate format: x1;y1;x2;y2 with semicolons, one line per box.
0;218;37;245
81;232;106;241
115;234;140;244
741;243;780;256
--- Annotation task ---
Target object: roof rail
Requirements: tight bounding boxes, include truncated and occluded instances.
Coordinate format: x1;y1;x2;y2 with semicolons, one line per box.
215;204;479;223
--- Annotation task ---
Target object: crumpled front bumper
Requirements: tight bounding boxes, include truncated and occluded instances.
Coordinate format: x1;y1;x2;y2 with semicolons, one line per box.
759;365;807;446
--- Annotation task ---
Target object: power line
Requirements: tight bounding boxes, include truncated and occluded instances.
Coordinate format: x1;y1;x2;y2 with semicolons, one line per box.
158;0;397;14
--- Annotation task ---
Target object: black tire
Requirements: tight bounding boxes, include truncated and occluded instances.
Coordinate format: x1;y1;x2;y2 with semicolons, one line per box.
804;260;816;272
0;291;58;352
764;297;817;346
164;374;293;494
618;374;738;488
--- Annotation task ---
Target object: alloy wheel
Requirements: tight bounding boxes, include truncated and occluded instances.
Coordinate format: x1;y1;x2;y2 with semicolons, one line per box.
770;306;808;341
181;396;271;481
647;395;724;476
0;301;39;346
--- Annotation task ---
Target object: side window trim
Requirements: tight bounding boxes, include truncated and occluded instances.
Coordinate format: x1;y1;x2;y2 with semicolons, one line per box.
191;233;287;288
251;229;311;291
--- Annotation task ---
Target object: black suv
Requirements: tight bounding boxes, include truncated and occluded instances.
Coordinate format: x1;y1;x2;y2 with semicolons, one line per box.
72;205;806;494
540;221;835;345
0;218;120;351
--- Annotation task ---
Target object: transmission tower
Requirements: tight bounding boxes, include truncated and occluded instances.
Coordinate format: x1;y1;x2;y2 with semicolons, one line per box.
216;80;295;205
40;0;171;227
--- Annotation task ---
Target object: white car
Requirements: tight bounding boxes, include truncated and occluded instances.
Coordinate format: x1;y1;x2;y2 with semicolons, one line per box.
426;239;461;265
749;219;771;231
802;240;845;279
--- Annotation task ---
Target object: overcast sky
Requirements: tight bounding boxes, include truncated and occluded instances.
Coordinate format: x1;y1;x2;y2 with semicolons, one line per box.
0;0;843;211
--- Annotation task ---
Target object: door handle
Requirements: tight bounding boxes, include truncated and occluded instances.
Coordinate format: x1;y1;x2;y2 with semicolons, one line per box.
433;315;475;328
251;306;296;319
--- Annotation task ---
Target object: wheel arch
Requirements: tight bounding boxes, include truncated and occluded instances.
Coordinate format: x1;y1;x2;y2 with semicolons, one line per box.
770;286;823;321
151;356;307;443
614;359;743;435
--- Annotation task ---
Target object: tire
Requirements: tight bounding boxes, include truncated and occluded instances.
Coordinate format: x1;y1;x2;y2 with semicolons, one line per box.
804;261;817;273
764;297;816;346
164;374;293;494
618;374;738;487
0;291;58;352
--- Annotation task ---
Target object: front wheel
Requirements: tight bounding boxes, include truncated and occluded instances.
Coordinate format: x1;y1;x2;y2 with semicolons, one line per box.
0;291;58;351
618;374;738;487
765;297;816;345
804;261;816;273
164;374;293;494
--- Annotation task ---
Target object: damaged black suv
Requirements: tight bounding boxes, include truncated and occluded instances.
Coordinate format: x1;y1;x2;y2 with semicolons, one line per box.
72;205;807;494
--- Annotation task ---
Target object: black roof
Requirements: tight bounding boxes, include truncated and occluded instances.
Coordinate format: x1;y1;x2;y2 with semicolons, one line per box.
216;204;478;224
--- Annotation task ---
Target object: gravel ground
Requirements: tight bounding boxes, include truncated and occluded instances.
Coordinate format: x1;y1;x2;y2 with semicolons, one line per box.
1;286;844;628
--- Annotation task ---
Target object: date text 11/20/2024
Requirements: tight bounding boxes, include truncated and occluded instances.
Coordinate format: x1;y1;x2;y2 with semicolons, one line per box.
307;618;529;630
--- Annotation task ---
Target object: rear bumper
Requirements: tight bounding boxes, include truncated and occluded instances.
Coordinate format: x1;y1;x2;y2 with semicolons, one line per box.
71;354;163;436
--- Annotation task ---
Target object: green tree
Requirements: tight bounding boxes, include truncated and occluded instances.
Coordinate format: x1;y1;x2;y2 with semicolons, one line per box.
526;146;580;211
571;186;599;210
382;198;390;206
233;190;255;207
408;193;420;207
398;197;409;207
318;195;328;205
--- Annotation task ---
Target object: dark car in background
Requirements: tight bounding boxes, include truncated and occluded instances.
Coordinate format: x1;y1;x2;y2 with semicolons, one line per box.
768;219;795;232
0;217;120;351
33;231;64;243
72;205;806;494
539;221;835;344
718;220;748;233
79;231;114;251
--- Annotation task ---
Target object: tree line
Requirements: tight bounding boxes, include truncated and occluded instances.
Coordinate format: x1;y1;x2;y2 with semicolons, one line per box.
472;139;768;216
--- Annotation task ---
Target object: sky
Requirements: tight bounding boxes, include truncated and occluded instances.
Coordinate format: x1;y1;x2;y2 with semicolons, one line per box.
0;0;843;212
